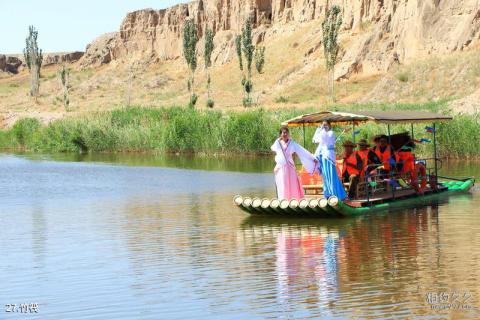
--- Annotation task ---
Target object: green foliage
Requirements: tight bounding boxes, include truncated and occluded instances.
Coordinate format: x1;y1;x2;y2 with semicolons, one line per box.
322;5;343;102
183;20;198;72
236;18;266;107
12;118;41;146
235;35;243;71
437;113;480;158
183;20;199;108
189;94;198;108
242;97;253;108
396;72;409;82
58;65;70;110
23;26;43;71
322;6;342;71
204;28;214;68
255;46;265;74
243;79;253;93
206;98;215;108
241;19;255;77
204;27;215;104
23;25;43;98
0;102;478;158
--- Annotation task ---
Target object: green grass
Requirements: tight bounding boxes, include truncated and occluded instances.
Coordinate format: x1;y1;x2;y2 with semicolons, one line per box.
275;96;289;103
0;101;478;158
395;72;409;82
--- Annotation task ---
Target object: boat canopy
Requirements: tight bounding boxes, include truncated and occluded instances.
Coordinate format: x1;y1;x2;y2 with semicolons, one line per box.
281;111;453;127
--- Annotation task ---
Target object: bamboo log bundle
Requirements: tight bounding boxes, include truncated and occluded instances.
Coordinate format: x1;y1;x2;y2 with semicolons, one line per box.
233;195;243;206
242;197;253;212
299;198;316;214
280;199;295;214
318;198;331;215
269;198;283;213
319;198;328;208
261;198;275;214
252;197;262;209
308;198;321;214
328;196;339;207
289;199;303;214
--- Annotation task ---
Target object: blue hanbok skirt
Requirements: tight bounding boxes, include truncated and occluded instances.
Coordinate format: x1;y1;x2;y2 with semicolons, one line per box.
318;155;347;200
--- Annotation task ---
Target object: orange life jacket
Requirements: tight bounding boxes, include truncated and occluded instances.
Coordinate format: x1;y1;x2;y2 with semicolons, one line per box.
356;149;370;175
342;153;360;176
396;150;415;174
374;145;393;171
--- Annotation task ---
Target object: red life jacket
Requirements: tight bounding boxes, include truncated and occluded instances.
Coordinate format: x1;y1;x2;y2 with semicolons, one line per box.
342;153;360;176
374;145;393;170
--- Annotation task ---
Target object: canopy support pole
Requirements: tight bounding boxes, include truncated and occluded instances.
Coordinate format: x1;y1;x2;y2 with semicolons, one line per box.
352;123;356;143
388;124;395;199
433;122;438;183
302;123;306;147
411;122;416;165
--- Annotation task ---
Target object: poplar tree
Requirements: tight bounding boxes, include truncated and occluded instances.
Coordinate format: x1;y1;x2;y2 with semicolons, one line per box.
322;5;342;102
204;27;214;108
23;26;43;101
58;65;70;110
235;18;266;107
183;19;199;108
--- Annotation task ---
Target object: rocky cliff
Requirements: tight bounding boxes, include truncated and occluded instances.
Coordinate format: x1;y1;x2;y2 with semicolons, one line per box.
80;0;480;79
0;52;84;74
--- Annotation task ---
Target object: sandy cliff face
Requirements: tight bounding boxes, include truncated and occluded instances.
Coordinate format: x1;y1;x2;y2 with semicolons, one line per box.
81;0;479;79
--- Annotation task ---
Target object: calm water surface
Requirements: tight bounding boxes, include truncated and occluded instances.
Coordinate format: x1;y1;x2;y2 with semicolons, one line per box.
1;153;479;319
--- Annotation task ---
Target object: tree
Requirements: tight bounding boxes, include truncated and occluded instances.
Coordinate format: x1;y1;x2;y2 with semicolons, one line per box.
23;26;43;101
255;46;265;74
235;18;266;107
322;5;342;102
57;64;70;110
204;27;214;108
183;19;199;108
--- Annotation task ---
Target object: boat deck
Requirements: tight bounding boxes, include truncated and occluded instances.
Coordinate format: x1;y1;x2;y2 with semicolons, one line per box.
233;179;474;217
344;185;448;207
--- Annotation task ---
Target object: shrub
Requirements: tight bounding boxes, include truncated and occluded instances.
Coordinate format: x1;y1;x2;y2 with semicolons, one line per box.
206;99;215;108
12;118;41;146
396;72;409;82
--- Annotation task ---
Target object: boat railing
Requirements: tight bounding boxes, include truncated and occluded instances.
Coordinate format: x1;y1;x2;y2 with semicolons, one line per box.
362;158;439;205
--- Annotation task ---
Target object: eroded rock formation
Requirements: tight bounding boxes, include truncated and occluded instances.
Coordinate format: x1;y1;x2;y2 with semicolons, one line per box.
43;51;84;66
80;0;480;79
0;55;23;74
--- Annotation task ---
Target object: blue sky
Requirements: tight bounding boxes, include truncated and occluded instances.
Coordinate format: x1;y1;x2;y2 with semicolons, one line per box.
0;0;184;54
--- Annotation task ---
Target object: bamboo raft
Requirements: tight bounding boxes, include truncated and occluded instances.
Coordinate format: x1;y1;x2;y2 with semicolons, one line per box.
234;178;475;217
234;110;476;217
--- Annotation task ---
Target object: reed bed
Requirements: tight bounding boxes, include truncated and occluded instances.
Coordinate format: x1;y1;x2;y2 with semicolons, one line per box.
0;101;478;158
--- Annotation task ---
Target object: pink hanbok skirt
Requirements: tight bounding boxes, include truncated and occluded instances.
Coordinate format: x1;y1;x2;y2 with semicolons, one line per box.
274;163;305;200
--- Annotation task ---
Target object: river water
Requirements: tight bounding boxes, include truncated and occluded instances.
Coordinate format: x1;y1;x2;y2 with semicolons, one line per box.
1;153;479;319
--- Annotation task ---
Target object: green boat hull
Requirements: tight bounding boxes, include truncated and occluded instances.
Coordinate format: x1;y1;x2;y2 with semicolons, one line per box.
234;178;475;218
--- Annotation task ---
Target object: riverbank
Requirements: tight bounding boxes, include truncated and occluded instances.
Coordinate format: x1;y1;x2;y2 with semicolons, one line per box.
0;102;478;158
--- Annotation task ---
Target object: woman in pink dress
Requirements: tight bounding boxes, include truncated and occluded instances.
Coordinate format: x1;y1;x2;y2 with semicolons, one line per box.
271;126;317;200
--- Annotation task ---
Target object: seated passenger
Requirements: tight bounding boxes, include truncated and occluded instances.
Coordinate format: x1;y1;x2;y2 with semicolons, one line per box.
396;142;415;177
373;135;396;176
341;140;362;199
356;139;382;176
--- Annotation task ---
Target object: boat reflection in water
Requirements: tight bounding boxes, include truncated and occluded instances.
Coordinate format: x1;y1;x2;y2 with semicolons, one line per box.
238;202;479;319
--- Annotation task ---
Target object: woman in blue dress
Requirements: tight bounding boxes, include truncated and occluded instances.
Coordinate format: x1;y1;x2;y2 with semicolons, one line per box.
312;121;347;200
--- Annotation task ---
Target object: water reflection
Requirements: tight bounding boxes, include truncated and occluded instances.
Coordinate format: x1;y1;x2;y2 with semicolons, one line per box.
14;151;274;173
0;154;479;319
239;205;479;319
